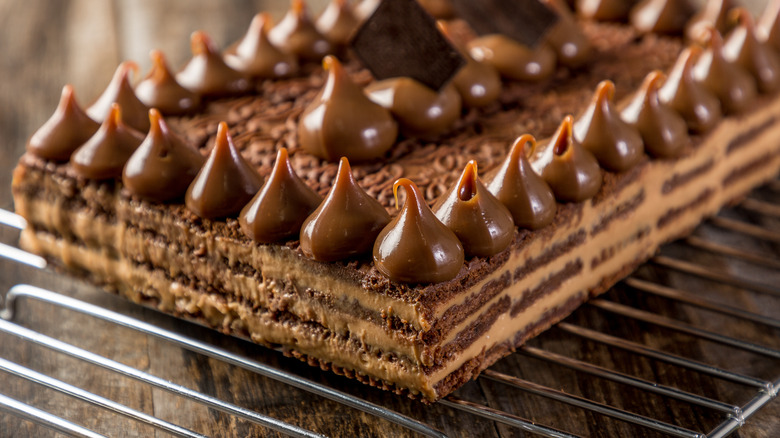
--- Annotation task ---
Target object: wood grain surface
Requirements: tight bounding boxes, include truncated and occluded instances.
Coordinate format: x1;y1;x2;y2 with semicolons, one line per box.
0;1;778;437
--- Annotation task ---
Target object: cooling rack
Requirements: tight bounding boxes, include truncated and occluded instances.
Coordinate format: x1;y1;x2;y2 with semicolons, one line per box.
0;181;778;437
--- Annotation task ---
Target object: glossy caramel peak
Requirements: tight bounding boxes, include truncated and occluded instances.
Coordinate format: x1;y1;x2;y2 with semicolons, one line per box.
438;21;502;108
240;147;322;243
531;116;602;202
758;0;780;52
365;77;461;139
268;0;333;61
301;157;390;261
185;122;263;219
87;61;150;133
467;34;556;82
177;31;250;97
693;27;757;115
620;71;690;159
544;0;593;68
629;0;696;35
485;134;557;229
123;109;205;202
316;0;360;46
658;46;722;133
723;8;780;94
136;50;201;116
27;85;100;162
373;178;464;284
577;0;633;21
432;161;514;258
71;104;144;180
686;0;737;42
299;56;398;162
574;80;644;172
225;13;299;79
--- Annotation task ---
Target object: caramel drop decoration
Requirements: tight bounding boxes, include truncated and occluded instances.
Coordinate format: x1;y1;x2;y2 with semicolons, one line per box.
239;148;322;243
87;61;151;133
693;27;757;115
758;0;780;52
531;116;602;202
176;31;250;97
71;104;144;180
364;78;461;139
433;160;515;258
136;50;201;116
185;122;263;219
122;109;205;202
268;0;333;62
224;13;299;79
620;71;690;159
316;0;360;46
577;0;634;22
299;56;398;162
543;0;593;68
467;34;556;82
629;0;696;35
573;80;644;172
373;178;464;284
686;0;737;42
300;157;390;261
438;21;502;108
485;135;557;229
658;46;722;134
723;8;780;94
27;85;100;162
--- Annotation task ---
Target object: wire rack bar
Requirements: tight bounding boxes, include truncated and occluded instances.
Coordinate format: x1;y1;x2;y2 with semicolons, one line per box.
438;396;580;438
683;236;780;271
557;323;772;391
739;198;780;218
0;241;46;269
0;392;106;438
589;299;780;360
624;277;780;329
0;284;447;438
706;376;780;438
651;256;780;298
481;369;705;438
519;346;741;416
0;357;205;438
0;209;26;230
0;318;325;438
708;216;780;243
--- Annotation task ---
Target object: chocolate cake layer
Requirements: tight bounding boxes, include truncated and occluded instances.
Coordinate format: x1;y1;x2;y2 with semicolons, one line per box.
12;16;780;401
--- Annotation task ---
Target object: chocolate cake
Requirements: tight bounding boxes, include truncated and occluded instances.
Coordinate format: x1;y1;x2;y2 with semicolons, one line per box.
11;0;780;401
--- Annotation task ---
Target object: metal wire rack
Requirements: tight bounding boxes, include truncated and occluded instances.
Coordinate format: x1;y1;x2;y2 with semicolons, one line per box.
0;180;778;437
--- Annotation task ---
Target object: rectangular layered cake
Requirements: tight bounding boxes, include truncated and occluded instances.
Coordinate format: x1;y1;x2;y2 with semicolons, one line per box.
12;1;780;401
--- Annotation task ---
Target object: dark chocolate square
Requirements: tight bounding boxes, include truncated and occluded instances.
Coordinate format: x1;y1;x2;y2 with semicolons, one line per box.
350;0;465;91
451;0;559;48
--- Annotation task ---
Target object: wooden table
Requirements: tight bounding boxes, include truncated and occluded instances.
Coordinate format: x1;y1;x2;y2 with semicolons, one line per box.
1;1;778;437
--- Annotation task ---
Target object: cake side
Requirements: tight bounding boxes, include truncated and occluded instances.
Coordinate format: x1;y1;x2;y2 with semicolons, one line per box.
13;91;780;399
